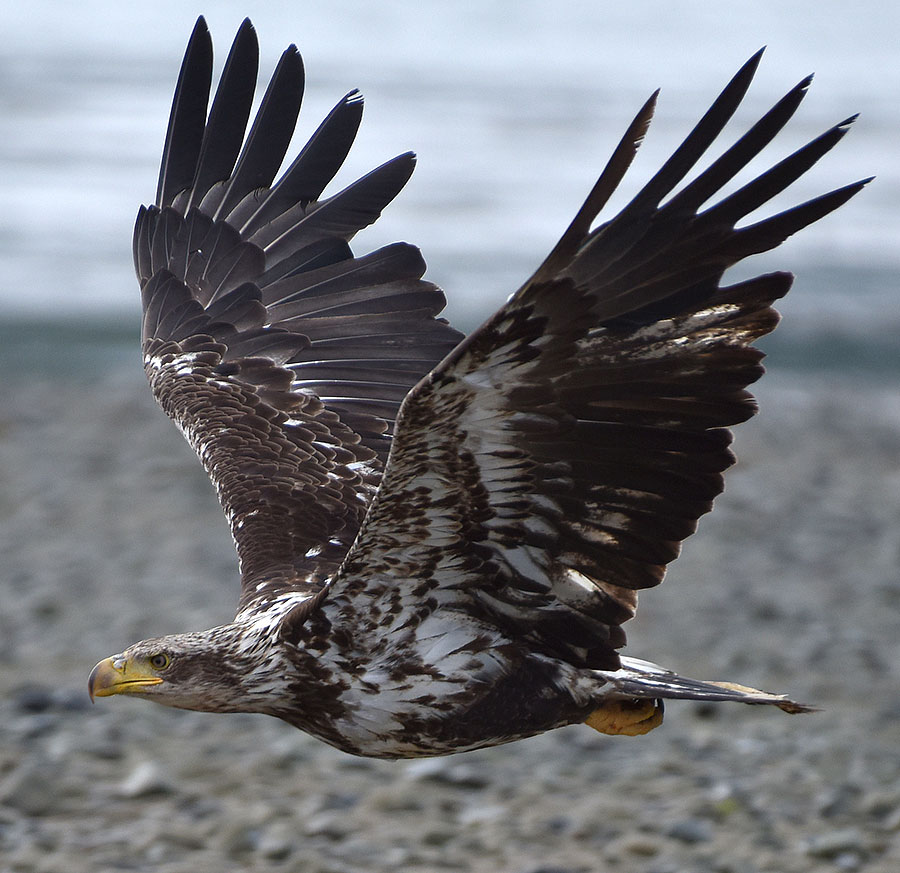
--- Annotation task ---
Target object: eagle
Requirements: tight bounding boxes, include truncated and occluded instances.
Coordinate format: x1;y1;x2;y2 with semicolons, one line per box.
89;17;866;759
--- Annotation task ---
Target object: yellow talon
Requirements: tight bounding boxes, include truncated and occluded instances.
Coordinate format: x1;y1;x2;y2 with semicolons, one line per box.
584;698;664;736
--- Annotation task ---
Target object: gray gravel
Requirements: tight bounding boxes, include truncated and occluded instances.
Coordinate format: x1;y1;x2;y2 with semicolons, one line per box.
1;369;899;872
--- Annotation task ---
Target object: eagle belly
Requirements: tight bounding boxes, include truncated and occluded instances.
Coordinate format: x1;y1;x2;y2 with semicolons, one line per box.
284;601;597;758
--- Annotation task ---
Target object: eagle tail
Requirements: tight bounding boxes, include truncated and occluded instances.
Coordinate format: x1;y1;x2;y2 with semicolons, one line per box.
597;657;815;714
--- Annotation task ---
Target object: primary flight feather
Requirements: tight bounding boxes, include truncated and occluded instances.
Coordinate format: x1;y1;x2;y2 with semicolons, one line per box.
89;17;867;758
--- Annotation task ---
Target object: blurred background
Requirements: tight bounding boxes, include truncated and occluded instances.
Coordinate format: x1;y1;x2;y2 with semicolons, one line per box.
1;0;897;375
1;3;898;872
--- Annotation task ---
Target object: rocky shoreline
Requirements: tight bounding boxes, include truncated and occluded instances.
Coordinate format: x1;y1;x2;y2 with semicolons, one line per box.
1;371;899;872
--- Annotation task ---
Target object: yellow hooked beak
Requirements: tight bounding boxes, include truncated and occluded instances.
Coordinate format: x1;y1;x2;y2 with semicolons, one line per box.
88;655;163;701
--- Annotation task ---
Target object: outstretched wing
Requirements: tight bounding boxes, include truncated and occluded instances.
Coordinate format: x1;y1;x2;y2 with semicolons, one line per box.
135;18;462;611
326;52;867;671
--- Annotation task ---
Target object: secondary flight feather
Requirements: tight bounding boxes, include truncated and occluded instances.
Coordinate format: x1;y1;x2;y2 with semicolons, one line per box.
89;17;867;758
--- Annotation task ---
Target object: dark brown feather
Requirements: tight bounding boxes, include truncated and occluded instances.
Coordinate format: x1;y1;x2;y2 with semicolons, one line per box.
135;18;463;611
100;33;856;757
329;52;867;674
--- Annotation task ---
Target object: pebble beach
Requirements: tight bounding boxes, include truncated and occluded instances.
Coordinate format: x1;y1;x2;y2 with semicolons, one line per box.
1;367;899;872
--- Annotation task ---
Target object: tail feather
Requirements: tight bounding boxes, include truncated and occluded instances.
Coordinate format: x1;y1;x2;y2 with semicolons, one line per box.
599;657;814;714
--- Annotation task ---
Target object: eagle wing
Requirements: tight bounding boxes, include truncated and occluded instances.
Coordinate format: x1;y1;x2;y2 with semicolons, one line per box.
326;52;867;671
135;18;462;611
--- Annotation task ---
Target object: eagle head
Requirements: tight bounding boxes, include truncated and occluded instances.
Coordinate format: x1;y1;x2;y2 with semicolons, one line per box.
88;624;279;714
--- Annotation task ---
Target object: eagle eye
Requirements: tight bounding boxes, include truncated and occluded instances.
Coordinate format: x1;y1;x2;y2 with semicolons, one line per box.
149;653;171;670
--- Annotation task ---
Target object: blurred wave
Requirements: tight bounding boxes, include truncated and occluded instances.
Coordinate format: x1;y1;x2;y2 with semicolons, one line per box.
1;1;896;377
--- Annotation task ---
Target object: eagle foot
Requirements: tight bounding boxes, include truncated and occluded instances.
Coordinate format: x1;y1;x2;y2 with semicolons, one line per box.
584;697;664;736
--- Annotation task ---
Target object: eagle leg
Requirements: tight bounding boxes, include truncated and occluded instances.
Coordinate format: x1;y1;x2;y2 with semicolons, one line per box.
584;697;664;736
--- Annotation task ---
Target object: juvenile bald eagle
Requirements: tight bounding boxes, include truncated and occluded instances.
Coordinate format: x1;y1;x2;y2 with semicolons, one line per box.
89;17;866;758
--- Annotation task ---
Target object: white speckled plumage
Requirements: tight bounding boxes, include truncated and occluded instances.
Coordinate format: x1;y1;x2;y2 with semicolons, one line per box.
89;18;865;758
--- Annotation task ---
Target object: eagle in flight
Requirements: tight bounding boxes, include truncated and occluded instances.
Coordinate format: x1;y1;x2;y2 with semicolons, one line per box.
89;17;866;758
